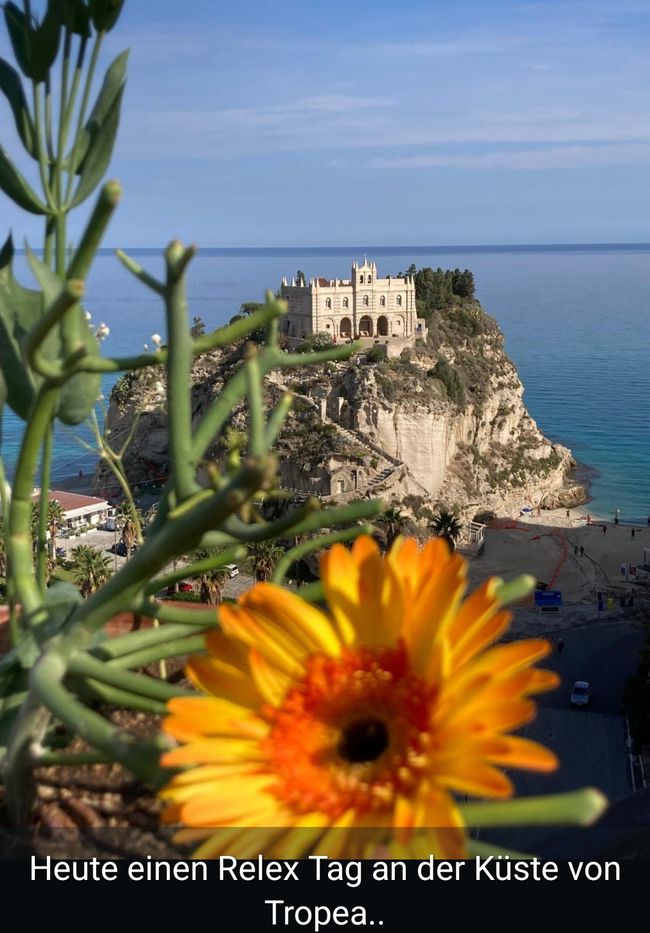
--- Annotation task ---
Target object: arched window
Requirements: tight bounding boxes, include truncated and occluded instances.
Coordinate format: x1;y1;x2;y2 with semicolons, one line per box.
368;275;372;283
380;296;386;307
325;298;332;309
363;295;369;307
396;295;403;306
360;274;364;283
343;297;349;309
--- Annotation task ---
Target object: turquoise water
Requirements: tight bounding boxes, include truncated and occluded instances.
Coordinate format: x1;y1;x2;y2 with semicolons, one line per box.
3;245;649;521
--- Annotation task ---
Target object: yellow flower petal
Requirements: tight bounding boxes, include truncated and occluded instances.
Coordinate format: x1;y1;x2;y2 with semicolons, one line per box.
162;737;264;768
164;696;269;741
249;646;293;706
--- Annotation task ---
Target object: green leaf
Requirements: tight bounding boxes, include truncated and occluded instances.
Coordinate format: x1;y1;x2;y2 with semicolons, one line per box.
63;0;91;38
67;49;128;179
0;659;29;766
67;49;128;174
30;0;63;83
0;146;48;214
0;58;36;157
88;0;124;32
71;83;124;207
0;234;39;419
4;3;32;78
4;1;63;83
0;366;6;448
26;246;102;425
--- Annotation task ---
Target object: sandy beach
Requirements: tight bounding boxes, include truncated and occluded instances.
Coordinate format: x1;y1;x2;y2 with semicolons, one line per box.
469;506;650;603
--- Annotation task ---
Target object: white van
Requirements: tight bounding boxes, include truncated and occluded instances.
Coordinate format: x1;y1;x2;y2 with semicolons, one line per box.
105;517;116;531
224;564;239;578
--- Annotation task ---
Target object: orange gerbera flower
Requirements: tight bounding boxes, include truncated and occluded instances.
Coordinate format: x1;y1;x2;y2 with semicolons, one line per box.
160;536;559;858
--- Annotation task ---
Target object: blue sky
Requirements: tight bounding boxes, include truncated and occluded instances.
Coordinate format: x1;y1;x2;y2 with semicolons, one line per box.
3;0;650;245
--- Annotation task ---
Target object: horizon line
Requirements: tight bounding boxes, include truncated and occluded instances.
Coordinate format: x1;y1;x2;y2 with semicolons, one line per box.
13;240;650;253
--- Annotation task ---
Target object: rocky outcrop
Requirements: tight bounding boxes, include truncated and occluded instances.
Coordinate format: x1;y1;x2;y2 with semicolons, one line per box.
94;300;586;520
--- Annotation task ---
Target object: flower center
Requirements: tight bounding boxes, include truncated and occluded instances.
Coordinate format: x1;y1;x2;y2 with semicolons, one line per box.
262;642;434;820
338;717;389;763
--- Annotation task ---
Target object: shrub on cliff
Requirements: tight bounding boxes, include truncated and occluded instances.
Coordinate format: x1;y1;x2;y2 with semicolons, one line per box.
428;358;465;406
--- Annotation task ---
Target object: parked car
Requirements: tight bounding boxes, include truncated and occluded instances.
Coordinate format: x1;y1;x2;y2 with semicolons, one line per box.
55;547;67;558
570;680;591;707
178;582;194;592
224;564;239;578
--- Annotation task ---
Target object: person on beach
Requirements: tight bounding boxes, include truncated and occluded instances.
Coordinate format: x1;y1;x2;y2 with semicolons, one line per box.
614;515;619;525
632;528;636;539
602;525;607;535
574;544;578;555
566;510;570;519
587;514;591;525
580;545;584;557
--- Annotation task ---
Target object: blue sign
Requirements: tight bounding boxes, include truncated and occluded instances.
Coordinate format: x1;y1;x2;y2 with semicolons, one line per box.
534;589;562;607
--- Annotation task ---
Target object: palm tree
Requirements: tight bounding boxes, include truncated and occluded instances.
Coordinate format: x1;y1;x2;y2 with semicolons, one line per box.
192;549;228;605
376;506;408;550
117;503;142;558
248;540;284;582
47;499;65;560
430;509;462;550
70;545;112;598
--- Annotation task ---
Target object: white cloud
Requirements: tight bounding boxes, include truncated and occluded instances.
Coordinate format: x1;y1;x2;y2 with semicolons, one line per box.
370;142;650;171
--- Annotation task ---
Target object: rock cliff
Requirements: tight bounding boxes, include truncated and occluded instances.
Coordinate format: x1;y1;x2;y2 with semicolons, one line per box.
95;298;585;522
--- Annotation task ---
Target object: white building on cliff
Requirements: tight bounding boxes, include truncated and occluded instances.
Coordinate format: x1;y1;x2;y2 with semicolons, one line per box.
280;260;426;353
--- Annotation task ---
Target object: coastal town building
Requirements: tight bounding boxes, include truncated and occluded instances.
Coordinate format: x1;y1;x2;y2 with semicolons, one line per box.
30;489;114;531
280;260;427;355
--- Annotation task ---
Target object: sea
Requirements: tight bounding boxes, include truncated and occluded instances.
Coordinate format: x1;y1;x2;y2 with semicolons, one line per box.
2;244;649;522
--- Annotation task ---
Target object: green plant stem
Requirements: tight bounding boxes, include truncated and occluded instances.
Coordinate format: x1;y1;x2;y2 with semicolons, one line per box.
68;181;121;279
44;77;54;160
8;385;59;626
90;620;213;660
62;461;268;639
191;359;250;458
2;692;53;823
165;243;198;502
36;425;53;592
192;341;359;462
220;498;382;545
144;545;245;595
53;27;73;275
459;788;608;828
31;82;54;207
67;652;193;702
293;580;324;602
23;278;85;378
264;392;293;447
105;635;207;671
69;676;169;716
30;652;167;780
0;458;18;646
140;602;219;627
34;750;111;767
271;525;372;584
245;348;265;457
63;31;97;206
116;249;165;295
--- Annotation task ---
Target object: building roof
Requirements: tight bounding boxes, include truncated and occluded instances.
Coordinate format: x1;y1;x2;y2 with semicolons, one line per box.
32;489;109;512
317;277;331;287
